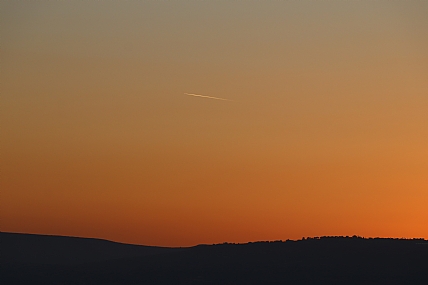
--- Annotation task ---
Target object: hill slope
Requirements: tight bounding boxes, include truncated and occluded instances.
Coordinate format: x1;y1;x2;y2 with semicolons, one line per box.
1;232;428;285
0;231;181;265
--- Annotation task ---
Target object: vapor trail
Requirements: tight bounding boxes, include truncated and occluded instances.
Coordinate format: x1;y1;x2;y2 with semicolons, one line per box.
184;93;233;101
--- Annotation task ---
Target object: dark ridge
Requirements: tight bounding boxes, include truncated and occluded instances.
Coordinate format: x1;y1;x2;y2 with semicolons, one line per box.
0;231;183;265
1;232;428;285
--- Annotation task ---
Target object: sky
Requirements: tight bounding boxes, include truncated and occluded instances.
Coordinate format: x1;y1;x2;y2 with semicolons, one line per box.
1;0;427;247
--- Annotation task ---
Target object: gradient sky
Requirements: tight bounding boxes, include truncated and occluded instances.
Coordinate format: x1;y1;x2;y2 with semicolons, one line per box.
1;1;427;246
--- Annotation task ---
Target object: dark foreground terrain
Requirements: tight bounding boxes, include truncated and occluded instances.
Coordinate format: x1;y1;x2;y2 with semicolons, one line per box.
1;232;428;284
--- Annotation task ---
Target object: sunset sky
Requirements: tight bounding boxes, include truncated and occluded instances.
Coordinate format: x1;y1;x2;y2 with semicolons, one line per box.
1;1;427;246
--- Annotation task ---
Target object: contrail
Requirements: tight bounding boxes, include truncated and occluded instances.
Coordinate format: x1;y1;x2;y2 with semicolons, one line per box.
184;93;233;101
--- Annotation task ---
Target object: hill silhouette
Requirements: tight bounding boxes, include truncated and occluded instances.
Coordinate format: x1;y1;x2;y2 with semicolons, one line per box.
1;232;428;284
0;232;181;265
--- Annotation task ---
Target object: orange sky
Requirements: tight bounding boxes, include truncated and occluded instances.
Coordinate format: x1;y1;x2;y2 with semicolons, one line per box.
1;1;427;246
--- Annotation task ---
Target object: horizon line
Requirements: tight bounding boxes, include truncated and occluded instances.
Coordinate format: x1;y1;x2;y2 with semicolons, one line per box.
2;231;427;248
